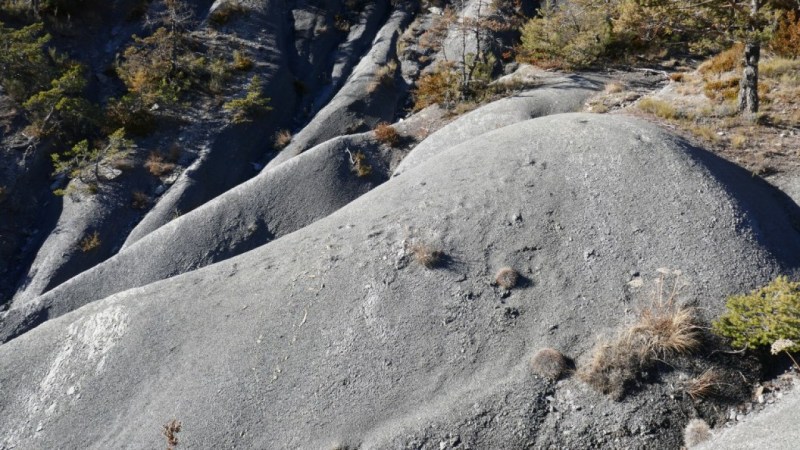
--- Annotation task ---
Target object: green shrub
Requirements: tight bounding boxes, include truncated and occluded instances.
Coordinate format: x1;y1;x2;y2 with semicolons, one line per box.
0;21;55;101
117;27;193;107
713;276;800;352
223;75;272;123
23;64;95;138
232;50;253;71
105;94;157;135
51;128;134;185
519;0;612;69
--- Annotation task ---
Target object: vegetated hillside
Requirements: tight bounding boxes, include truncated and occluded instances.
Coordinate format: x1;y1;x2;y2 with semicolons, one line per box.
2;0;800;448
3;113;800;449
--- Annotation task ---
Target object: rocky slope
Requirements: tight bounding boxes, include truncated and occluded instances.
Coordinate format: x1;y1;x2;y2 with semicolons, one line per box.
3;113;800;448
2;1;800;449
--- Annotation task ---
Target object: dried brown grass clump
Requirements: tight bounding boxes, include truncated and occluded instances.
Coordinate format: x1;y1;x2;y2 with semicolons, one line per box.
699;43;743;76
531;348;568;380
412;62;460;111
131;191;150;209
704;77;740;101
369;60;397;93
495;267;519;290
577;338;636;400
604;82;624;94
683;418;712;448
411;243;443;269
145;152;176;177
274;129;292;149
373;122;400;147
163;419;182;450
770;10;800;58
628;304;701;360
80;231;101;253
685;369;721;400
638;97;680;120
579;272;701;399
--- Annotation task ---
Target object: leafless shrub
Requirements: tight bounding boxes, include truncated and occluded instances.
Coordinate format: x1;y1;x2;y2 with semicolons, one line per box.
683;418;712;448
132;190;150;209
531;348;568;380
494;267;519;290
411;243;443;269
373;122;400;147
145;152;176;177
163;419;182;450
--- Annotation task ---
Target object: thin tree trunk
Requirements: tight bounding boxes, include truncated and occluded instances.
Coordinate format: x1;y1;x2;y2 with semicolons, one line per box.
738;41;759;114
738;0;760;114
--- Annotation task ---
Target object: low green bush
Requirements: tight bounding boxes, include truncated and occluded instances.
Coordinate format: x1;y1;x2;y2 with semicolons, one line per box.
713;276;800;352
223;75;272;123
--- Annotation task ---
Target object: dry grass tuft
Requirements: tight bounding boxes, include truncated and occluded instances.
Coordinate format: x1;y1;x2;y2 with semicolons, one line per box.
699;43;743;76
274;129;292;149
495;267;519;290
411;243;443;269
131;191;150;209
163;419;182;450
531;348;568;380
374;122;400;147
578;272;701;399
369;60;398;93
686;369;721;400
577;338;636;400
760;57;800;78
604;82;624;93
145;152;176;177
670;72;686;82
730;133;748;149
704;77;740;101
80;231;101;253
638;97;680;120
683;418;712;448
628;304;701;360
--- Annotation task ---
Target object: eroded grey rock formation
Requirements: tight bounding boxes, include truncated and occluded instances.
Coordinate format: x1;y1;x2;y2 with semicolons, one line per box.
2;114;799;448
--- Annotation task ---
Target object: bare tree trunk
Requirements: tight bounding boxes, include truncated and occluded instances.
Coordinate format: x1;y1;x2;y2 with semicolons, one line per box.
738;42;759;114
738;0;760;114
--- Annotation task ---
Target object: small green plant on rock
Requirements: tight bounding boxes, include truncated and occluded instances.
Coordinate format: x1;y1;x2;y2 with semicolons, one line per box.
712;276;800;352
223;75;272;123
345;148;372;178
232;50;253;71
51;128;135;191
